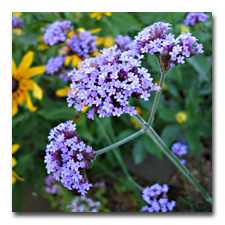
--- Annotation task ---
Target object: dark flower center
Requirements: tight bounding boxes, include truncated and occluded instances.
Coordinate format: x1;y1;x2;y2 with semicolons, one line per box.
12;78;19;93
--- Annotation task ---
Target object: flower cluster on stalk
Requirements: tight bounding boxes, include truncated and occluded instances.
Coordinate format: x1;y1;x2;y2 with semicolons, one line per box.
133;22;204;69
66;196;101;212
142;183;176;212
44;175;62;195
43;20;73;46
44;120;96;195
67;45;160;120
114;35;134;52
12;16;23;28
45;56;65;75
184;12;209;26
171;142;188;164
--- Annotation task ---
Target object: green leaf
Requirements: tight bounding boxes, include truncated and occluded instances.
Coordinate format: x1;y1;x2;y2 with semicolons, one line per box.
132;140;146;164
110;12;142;32
187;54;211;82
157;108;176;123
185;126;202;159
199;82;212;96
160;124;182;147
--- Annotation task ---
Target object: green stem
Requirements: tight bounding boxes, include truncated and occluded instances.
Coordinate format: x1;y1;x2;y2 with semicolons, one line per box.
95;128;145;156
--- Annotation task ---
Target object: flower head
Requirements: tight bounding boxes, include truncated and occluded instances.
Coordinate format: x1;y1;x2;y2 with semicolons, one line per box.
67;45;160;119
66;30;98;59
45;56;65;75
184;12;209;26
12;51;46;116
44;120;96;195
114;35;134;52
43;20;73;46
44;175;61;195
66;196;101;212
134;22;204;70
175;111;187;123
12;16;23;28
142;183;176;212
171;142;188;164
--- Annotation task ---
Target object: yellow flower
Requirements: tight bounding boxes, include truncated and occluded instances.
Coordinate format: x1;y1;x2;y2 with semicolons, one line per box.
12;51;46;117
96;36;115;48
55;86;72;97
12;144;24;184
90;12;112;20
12;12;22;17
130;107;143;129
175;112;187;124
180;26;190;34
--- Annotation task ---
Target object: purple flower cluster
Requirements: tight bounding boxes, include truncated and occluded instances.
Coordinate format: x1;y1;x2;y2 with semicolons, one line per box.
114;35;134;52
184;12;210;26
43;20;73;46
171;142;188;164
59;70;72;82
45;56;65;75
44;120;96;195
134;22;204;69
44;175;61;195
66;196;101;212
66;31;98;59
67;45;160;120
142;183;176;212
12;16;23;28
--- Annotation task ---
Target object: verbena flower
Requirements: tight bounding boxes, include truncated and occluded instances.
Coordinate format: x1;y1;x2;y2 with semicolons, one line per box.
134;22;204;69
171;142;188;164
66;196;101;212
184;12;210;26
45;56;65;75
12;16;23;28
66;30;98;59
114;35;134;52
43;20;73;46
44;120;96;195
67;45;160;120
142;183;176;212
44;175;61;195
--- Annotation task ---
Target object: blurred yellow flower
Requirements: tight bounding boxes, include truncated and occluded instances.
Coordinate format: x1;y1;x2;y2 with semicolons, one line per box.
55;86;72;97
12;51;45;117
12;144;24;184
96;36;115;48
90;12;112;20
180;26;190;33
12;12;22;17
175;112;187;124
130;107;143;129
154;81;167;92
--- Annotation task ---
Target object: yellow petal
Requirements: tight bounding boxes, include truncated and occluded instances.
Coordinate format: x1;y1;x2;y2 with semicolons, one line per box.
26;93;37;112
68;30;75;38
104;36;115;48
12;144;20;154
81;106;88;113
32;82;43;100
64;56;72;66
18;51;34;76
12;157;17;168
104;12;112;16
38;44;49;50
12;28;23;36
24;65;46;79
55;86;71;97
90;12;99;19
20;79;34;91
12;170;24;183
89;28;102;34
12;96;18;117
92;51;100;57
72;55;82;68
77;27;85;33
17;88;28;106
12;59;17;77
96;14;102;20
12;12;22;17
